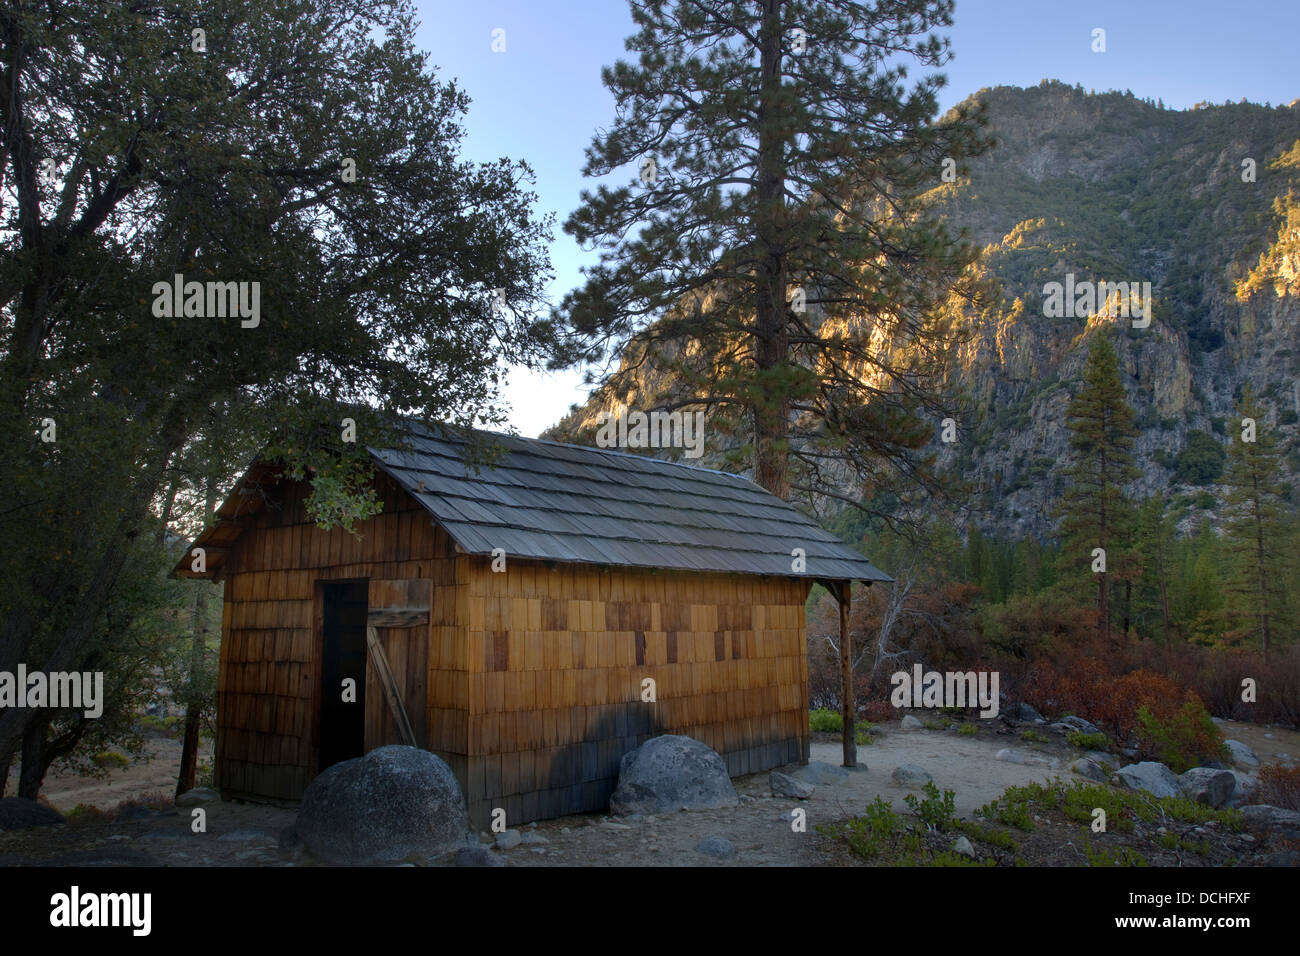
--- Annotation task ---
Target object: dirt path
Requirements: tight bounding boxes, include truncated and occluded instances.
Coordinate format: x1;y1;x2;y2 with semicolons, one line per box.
3;717;1293;867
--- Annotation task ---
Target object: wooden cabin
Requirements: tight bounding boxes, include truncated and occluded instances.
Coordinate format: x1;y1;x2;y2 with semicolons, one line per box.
174;423;890;827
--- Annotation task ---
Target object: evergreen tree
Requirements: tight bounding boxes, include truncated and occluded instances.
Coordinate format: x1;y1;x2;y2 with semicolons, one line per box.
1054;335;1139;642
1222;386;1291;655
1134;494;1174;647
558;0;992;509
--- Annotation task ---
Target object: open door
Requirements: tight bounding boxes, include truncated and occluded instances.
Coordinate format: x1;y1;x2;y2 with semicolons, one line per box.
364;578;431;751
319;580;368;771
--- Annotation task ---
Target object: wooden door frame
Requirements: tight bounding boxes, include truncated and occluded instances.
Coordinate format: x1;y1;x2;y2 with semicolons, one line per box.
309;576;369;779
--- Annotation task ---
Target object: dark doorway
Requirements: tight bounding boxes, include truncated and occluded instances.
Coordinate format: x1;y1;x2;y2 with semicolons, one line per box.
319;580;368;771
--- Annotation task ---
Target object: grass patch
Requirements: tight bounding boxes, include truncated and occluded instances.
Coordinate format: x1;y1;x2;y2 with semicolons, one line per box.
957;723;978;737
1066;730;1109;750
1019;729;1050;744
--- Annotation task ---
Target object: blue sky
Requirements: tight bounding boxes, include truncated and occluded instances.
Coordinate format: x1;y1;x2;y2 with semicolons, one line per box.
413;0;1300;436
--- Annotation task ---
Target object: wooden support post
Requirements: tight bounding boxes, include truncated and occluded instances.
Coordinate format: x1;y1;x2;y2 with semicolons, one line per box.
837;581;855;769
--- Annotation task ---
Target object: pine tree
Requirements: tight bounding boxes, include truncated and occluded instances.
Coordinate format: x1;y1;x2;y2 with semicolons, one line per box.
1222;386;1291;655
558;0;992;507
1134;494;1174;647
1055;335;1139;642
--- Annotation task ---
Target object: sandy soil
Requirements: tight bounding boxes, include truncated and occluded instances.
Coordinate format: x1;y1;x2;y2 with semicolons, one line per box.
2;717;1294;867
4;734;215;813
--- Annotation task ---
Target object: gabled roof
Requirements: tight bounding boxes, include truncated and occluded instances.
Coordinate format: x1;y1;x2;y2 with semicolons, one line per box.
176;421;891;584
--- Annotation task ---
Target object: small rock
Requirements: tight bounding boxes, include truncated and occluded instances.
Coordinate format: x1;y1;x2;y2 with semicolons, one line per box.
454;846;505;867
695;836;735;859
519;831;548;845
777;810;800;823
1071;758;1108;782
900;715;923;731
600;820;631;831
1008;702;1045;723
770;771;815;799
495;828;522;850
529;847;546;855
892;764;933;788
1085;751;1120;771
1224;740;1259;769
996;748;1056;768
217;828;271;843
1056;715;1103;736
792;761;851;786
952;836;975;858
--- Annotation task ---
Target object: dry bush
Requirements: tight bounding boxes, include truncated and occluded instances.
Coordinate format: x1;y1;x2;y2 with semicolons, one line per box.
1255;765;1300;811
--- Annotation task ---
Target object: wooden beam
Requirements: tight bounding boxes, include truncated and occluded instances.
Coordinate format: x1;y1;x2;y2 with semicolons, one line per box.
365;625;417;747
836;580;856;769
366;606;430;628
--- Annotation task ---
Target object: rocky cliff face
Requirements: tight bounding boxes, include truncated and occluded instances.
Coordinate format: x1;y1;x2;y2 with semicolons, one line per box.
548;83;1300;539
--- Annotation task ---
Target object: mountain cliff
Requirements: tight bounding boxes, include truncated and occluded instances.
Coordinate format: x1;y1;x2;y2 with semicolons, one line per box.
546;82;1300;539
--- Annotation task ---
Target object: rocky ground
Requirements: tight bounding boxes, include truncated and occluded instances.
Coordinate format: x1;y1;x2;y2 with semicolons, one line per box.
1;715;1296;867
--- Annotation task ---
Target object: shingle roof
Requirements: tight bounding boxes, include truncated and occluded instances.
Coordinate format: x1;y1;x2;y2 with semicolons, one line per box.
368;421;891;583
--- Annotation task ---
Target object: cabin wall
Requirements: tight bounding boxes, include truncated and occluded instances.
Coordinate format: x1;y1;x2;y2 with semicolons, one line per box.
215;473;468;801
462;560;811;827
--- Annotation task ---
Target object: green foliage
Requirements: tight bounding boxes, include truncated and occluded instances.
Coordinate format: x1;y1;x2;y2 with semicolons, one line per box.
91;751;129;770
1055;335;1140;638
1066;730;1109;750
1221;386;1295;652
1084;843;1149;867
904;782;958;830
1019;729;1049;744
809;707;842;733
1173;431;1227;485
1133;700;1226;773
957;723;979;737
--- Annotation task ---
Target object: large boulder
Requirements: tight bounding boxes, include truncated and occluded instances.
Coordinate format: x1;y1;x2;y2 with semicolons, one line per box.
1115;761;1180;799
1224;740;1259;769
0;798;64;831
1225;771;1259;808
1178;768;1236;808
296;745;470;865
1239;805;1300;842
609;735;738;814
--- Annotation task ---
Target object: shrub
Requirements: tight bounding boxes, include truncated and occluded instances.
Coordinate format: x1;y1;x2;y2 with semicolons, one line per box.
1255;765;1300;811
1020;729;1049;744
1133;698;1226;772
904;782;957;830
91;751;129;770
1066;730;1109;750
957;723;978;737
64;804;108;825
809;707;842;733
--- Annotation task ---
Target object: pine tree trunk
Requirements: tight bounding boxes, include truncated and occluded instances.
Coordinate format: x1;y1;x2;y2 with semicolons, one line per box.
752;0;790;500
1252;470;1270;658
